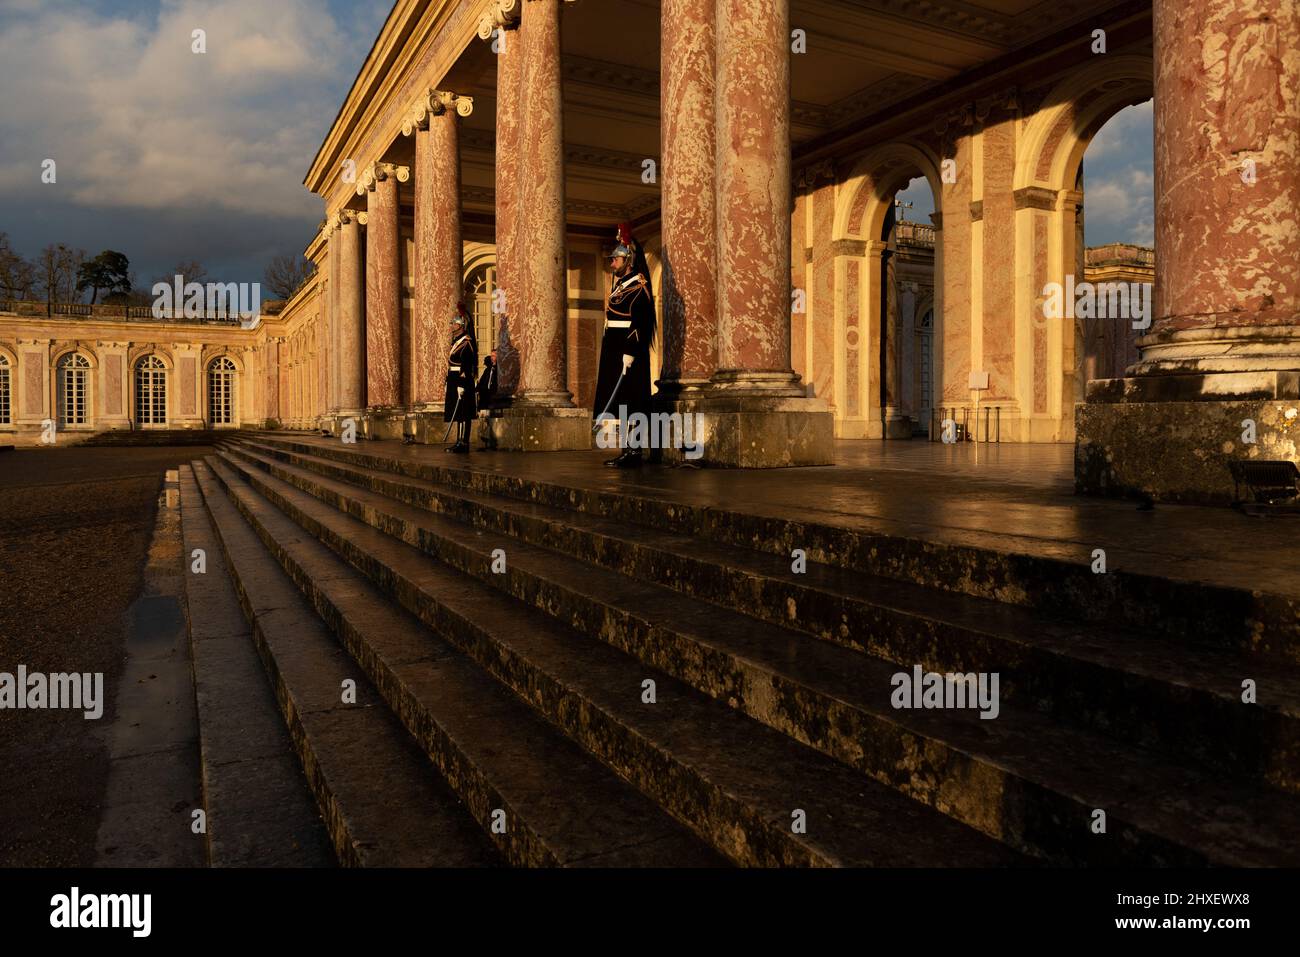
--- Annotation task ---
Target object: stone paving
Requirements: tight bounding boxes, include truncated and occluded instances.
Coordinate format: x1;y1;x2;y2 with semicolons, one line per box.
279;434;1300;601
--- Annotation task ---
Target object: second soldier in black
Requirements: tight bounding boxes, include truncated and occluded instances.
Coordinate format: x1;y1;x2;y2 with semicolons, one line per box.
444;302;477;453
592;222;656;467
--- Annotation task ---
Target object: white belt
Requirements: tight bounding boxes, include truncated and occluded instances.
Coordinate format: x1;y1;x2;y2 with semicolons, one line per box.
605;320;631;329
449;364;461;372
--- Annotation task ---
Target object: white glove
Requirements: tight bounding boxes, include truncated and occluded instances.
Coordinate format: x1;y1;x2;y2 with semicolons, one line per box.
457;386;465;397
622;354;634;371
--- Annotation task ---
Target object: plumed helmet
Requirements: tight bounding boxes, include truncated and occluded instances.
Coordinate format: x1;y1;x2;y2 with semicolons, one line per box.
609;221;635;260
450;300;470;327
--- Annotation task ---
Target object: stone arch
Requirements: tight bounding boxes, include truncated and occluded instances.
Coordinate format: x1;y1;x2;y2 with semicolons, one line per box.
1015;54;1154;193
51;342;99;370
831;141;944;438
836;141;944;242
1013;53;1154;427
128;345;174;370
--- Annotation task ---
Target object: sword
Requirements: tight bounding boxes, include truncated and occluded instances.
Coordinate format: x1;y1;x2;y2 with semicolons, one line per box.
442;388;464;443
592;354;635;433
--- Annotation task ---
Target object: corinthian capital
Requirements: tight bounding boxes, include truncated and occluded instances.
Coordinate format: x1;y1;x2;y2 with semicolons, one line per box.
355;162;411;195
401;90;475;136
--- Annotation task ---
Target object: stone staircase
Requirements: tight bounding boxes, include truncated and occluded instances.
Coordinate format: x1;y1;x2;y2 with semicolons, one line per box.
177;432;1300;867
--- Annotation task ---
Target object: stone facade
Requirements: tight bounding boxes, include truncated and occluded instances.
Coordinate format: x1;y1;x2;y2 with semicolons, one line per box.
7;0;1293;493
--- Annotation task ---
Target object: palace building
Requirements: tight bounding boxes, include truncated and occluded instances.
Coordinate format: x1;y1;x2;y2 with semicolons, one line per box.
2;0;1296;503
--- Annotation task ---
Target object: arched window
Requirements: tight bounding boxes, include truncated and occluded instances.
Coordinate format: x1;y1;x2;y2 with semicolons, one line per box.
464;263;497;357
136;355;167;426
57;353;90;426
0;354;10;425
209;356;236;426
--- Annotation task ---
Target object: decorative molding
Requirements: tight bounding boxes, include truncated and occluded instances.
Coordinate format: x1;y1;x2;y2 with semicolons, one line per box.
401;89;474;137
796;158;836;188
355;162;410;195
477;0;522;39
832;239;868;257
1014;186;1057;211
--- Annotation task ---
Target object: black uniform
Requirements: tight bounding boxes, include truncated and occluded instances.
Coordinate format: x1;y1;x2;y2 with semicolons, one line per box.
476;355;498;408
444;331;477;423
592;270;655;425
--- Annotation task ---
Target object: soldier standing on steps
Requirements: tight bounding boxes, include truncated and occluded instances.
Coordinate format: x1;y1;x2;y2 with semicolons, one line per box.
444;302;477;453
592;222;656;468
476;350;499;450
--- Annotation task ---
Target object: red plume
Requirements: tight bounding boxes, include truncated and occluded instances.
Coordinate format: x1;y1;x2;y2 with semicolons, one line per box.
616;222;634;246
456;300;469;318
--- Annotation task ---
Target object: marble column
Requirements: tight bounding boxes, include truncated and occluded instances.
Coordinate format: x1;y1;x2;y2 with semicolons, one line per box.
664;0;831;466
712;0;800;396
516;0;570;407
659;0;717;396
357;162;408;433
335;212;366;417
405;91;473;414
480;1;522;398
1076;0;1300;502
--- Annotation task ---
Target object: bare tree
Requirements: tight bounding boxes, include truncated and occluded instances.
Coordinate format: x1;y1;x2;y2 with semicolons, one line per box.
36;244;84;308
156;259;208;289
263;254;316;299
0;233;36;299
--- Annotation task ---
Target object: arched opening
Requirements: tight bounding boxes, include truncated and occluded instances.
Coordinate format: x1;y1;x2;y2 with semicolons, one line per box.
1075;100;1154;391
836;143;943;439
0;354;10;426
209;356;238;427
464;261;498;359
135;355;167;428
882;175;937;437
57;353;91;427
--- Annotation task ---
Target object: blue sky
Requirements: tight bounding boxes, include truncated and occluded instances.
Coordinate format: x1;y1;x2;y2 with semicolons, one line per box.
896;100;1155;248
0;0;393;292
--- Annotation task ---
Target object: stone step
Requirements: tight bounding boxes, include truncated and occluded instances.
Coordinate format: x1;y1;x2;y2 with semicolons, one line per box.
177;465;334;867
203;453;1026;867
234;434;1299;662
200;458;724;868
189;459;500;868
227;438;1300;790
213;446;1300;866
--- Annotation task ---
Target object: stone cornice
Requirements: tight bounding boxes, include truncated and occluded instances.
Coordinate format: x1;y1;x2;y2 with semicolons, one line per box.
355;162;410;195
401;89;474;136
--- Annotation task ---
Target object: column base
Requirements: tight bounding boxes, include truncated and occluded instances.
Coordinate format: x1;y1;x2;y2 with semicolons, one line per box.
655;392;834;467
484;405;592;451
361;407;407;441
1076;372;1300;504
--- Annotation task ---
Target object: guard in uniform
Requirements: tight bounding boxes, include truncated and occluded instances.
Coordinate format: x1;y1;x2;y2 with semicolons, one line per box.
475;350;499;450
592;222;656;467
444;302;477;453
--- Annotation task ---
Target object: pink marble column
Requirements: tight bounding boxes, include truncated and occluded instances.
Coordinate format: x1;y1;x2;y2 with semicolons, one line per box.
480;3;523;397
712;0;801;395
359;163;407;409
515;0;571;406
335;213;365;414
407;92;472;410
1140;0;1300;370
659;0;717;395
327;222;340;412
